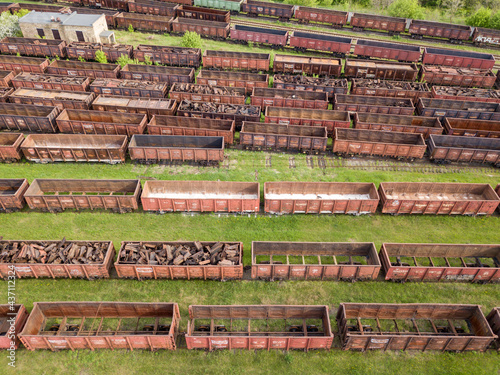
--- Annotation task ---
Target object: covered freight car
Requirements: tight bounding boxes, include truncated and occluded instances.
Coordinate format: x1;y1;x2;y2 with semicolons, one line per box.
353;40;421;63
273;54;342;76
422;48;495;70
0;103;60;133
241;0;294;21
353;113;443;138
294;7;348;27
289;31;352;56
0;133;23;162
202;50;270;71
230;25;288;47
0;37;67;58
0;179;29;212
134;45;201;67
170;18;230;40
344;59;418;81
409;20;472;42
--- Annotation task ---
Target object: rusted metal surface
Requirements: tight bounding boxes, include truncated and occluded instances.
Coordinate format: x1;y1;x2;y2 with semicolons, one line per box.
147;116;235;144
428;135;500;166
380;243;500;283
128;0;179;16
129;135;224;164
409;20;472;41
241;0;294;20
0;2;18;13
333;128;426;160
420;66;496;88
177;100;261;127
24;179;141;213
486;308;500;350
0;305;28;350
294;7;348;27
240;122;328;152
251;88;328;109
337;303;495;352
19;302;180;351
0;133;23;162
0;37;66;58
473;27;500;46
431;86;500;103
378;182;500;215
264;181;379;215
351;79;431;103
202;50;270;71
171;18;230;39
0;70;14;87
264;107;350;134
417;98;500;120
11;73;90;92
273;75;348;99
351;13;406;34
86;0;129;10
422;47;495;70
141;180;260;213
17;3;69;12
65;42;133;62
9;88;95;110
289;31;351;56
0;55;48;74
186;305;333;351
21;134;127;164
47;60;120;79
68;7;120;27
197;70;268;95
353;113;443;138
0;103;59;133
169;83;246;104
252;242;380;280
90;78;168;98
230;25;288;47
134;45;201;67
0;240;115;280
115;13;173;33
273;54;342;76
120;64;195;85
353;39;421;63
0;179;29;212
334;94;414;115
344;59;418;81
177;5;230;22
56;109;147;136
115;241;243;280
91;95;177;119
443;118;500;138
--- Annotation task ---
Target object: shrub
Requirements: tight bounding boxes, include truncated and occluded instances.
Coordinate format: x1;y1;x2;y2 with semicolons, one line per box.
128;24;134;33
388;0;425;19
490;10;500;29
78;56;85;62
95;50;108;64
466;7;491;28
116;55;141;68
181;31;202;49
144;55;152;65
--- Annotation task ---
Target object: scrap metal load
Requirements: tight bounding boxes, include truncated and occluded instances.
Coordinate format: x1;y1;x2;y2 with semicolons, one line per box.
171;83;243;96
179;101;260;115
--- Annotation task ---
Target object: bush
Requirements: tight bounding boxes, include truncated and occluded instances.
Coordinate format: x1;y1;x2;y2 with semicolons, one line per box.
78;56;85;62
116;54;141;68
490;10;500;29
144;55;152;65
181;31;202;49
283;0;318;6
466;7;492;27
128;24;134;33
95;50;108;64
0;11;23;39
387;0;425;19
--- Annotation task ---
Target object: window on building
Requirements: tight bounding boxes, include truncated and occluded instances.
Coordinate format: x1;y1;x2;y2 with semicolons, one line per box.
52;29;61;40
76;31;85;42
36;29;45;38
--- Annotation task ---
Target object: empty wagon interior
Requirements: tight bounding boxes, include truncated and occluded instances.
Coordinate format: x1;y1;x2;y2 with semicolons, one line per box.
143;180;259;199
0;55;47;64
264;182;379;200
25;179;140;196
0;103;56;117
420;98;500;112
0;179;25;195
0;304;22;335
356;39;420;52
430;135;500;150
50;60;118;71
198;70;268;82
60;110;145;124
252;242;379;266
149;116;234;131
253;88;327;100
336;94;413;107
355;113;440;128
274;54;341;66
122;64;193;75
380;182;499;201
445;118;500;131
0;133;22;146
266;107;349;121
129;135;224;149
425;47;494;60
293;31;351;44
205;50;270;59
11;88;91;100
242;122;327;137
335;128;425;145
21;134;127;149
233;25;287;36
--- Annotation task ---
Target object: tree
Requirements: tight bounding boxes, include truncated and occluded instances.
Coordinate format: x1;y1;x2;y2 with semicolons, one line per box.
95;50;108;64
387;0;425;19
181;31;202;49
443;0;464;22
0;10;25;39
466;7;492;27
283;0;318;6
490;10;500;29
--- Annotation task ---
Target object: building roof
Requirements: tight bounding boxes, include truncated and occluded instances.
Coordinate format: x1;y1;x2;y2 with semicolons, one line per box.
19;11;103;27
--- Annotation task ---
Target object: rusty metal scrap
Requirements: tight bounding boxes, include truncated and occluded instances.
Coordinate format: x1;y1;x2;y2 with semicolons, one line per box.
274;75;346;87
118;242;240;266
179;100;260;115
354;79;426;91
434;86;500;99
172;84;243;96
92;78;166;90
14;74;87;84
424;66;490;76
138;46;199;54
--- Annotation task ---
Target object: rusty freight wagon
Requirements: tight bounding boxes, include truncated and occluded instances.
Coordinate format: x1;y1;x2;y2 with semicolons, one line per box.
91;95;177;119
11;73;90;92
354;40;421;63
0;240;115;280
420;66;496;88
350;13;406;35
334;95;414;115
24;179;141;213
409;20;472;42
65;43;133;62
289;32;351;56
177;5;230;22
0;70;14;87
128;135;224;164
417;98;500;121
230;25;288;47
0;133;23;162
169;83;246;104
196;70;268;94
273;75;348;99
0;103;60;133
251;242;380;281
115;13;173;33
202;50;270;72
90;78;168;98
0;2;18;13
86;0;128;11
56;110;148;136
344;60;418;81
68;7;120;27
0;37;66;58
294;7;348;27
128;0;179;16
350;80;431;103
120;64;195;85
193;0;242;11
0;305;28;350
337;303;496;352
422;48;495;70
251;88;328;110
133;45;201;67
46;60;120;79
0;55;48;74
115;241;243;280
0;87;13;102
431;86;500;104
264;107;350;134
141;180;260;213
0;179;29;212
186;305;333;351
273;55;342;76
240;122;328;152
378;182;500;215
473;27;500;46
443;118;500;138
20;134;128;164
353;113;443;138
177;100;261;127
264;181;380;215
8;88;95;110
19;301;180;351
147;116;235;144
170;18;230;40
241;0;294;21
427;135;500;166
17;3;69;12
487;308;500;349
333;128;427;160
380;243;500;283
